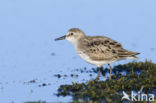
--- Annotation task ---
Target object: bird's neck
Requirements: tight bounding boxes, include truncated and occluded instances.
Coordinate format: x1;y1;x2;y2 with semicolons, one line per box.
70;39;79;47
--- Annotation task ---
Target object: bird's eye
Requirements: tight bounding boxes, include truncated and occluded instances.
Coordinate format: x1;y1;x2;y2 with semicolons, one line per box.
70;33;74;35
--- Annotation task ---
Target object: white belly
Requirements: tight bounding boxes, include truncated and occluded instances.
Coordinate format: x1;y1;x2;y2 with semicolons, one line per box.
77;51;111;67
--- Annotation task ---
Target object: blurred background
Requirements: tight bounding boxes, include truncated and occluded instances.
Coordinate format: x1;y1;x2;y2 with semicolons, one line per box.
0;0;156;102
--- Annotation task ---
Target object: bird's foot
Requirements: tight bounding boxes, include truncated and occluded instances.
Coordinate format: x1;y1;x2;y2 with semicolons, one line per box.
95;76;99;81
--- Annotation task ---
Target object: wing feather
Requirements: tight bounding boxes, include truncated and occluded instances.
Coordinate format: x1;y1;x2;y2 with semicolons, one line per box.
78;36;120;61
77;35;139;62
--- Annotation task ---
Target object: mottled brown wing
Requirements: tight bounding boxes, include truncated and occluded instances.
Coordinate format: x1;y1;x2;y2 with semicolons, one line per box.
79;36;123;61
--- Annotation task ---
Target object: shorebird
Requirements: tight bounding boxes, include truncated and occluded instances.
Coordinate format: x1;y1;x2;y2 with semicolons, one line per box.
55;28;139;80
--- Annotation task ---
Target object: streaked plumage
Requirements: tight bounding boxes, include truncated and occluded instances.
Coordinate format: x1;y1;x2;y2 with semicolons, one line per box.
77;35;139;67
55;28;140;80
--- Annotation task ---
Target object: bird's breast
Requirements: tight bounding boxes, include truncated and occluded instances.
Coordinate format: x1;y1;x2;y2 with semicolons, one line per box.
77;51;109;67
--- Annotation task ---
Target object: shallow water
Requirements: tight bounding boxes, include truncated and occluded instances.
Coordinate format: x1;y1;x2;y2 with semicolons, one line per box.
0;0;156;103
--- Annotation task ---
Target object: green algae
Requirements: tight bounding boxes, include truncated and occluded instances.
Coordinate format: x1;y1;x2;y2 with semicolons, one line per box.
57;60;156;102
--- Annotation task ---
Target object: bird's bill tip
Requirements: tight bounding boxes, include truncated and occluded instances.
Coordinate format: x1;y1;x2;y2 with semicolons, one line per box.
55;35;66;41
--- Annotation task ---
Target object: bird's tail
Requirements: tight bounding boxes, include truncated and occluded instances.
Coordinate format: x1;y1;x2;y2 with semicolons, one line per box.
118;49;140;60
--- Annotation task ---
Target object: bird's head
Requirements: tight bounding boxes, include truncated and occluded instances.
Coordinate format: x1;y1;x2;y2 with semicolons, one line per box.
55;28;85;44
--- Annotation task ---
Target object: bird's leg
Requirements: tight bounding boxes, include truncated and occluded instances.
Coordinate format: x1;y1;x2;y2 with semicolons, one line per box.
95;67;102;81
108;64;112;80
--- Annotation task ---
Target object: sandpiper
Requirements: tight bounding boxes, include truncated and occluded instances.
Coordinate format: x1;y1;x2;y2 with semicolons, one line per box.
55;28;140;80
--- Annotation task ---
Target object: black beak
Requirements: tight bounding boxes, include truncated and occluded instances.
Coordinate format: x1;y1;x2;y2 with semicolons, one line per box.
55;35;66;41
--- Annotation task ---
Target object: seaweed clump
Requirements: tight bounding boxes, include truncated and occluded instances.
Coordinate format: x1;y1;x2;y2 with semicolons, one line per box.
57;60;156;103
